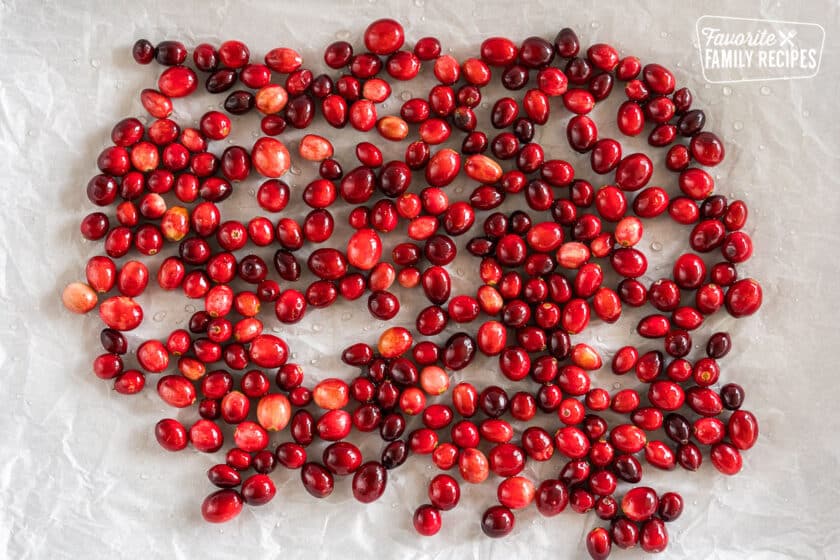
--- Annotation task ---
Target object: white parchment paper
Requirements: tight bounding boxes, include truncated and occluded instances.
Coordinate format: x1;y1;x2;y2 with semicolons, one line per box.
1;0;839;558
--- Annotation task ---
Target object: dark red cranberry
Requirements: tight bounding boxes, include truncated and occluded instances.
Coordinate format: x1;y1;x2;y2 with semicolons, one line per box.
481;505;515;538
132;39;155;64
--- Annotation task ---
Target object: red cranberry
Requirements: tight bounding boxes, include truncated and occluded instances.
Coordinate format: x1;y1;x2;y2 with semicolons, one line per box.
640;518;669;553
413;504;442;536
481;505;515;538
586;527;612;560
611;518;640;549
301;462;334;498
241;474;276;506
725;278;763;317
201;490;243;523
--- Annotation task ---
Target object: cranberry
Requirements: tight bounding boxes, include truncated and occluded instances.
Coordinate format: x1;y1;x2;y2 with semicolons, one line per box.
252;137;291;178
728;410;759;450
189;419;223;453
349;461;386;503
673;253;707;289
611;518;640;549
301;462;334;498
241;474;276;506
621;486;659;522
273;443;306;470
130;39;155;64
640;518;669;553
408;429;438;453
555;427;591;459
413;504;442;536
363;19;404;55
656;492;684;523
725;278;763;317
721;383;745;410
586;527;612;560
154;418;188;451
481;505;515;538
614;455;643;483
425;149;461;187
201;490;243;523
158;66;197;98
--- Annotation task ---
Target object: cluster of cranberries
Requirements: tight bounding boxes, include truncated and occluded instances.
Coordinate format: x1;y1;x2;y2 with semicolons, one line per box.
62;19;763;558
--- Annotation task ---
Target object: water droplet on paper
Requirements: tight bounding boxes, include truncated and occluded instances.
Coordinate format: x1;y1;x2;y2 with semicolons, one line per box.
456;268;465;277
310;358;319;365
759;86;771;96
335;30;350;40
312;324;322;332
733;121;744;131
454;186;464;194
290;352;298;359
758;144;766;151
722;86;732;96
184;304;196;313
802;109;810;118
290;165;301;175
247;188;256;196
660;31;668;38
341;312;352;321
650;241;662;252
590;21;600;29
414;0;424;6
139;473;150;480
399;91;412;101
612;382;622;390
391;502;400;509
153;311;167;322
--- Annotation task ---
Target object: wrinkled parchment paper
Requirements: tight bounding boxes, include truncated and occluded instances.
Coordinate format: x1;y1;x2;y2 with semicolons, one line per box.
1;0;839;558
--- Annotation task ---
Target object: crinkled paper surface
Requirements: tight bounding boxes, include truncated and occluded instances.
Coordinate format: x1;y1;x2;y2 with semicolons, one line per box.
1;0;839;558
